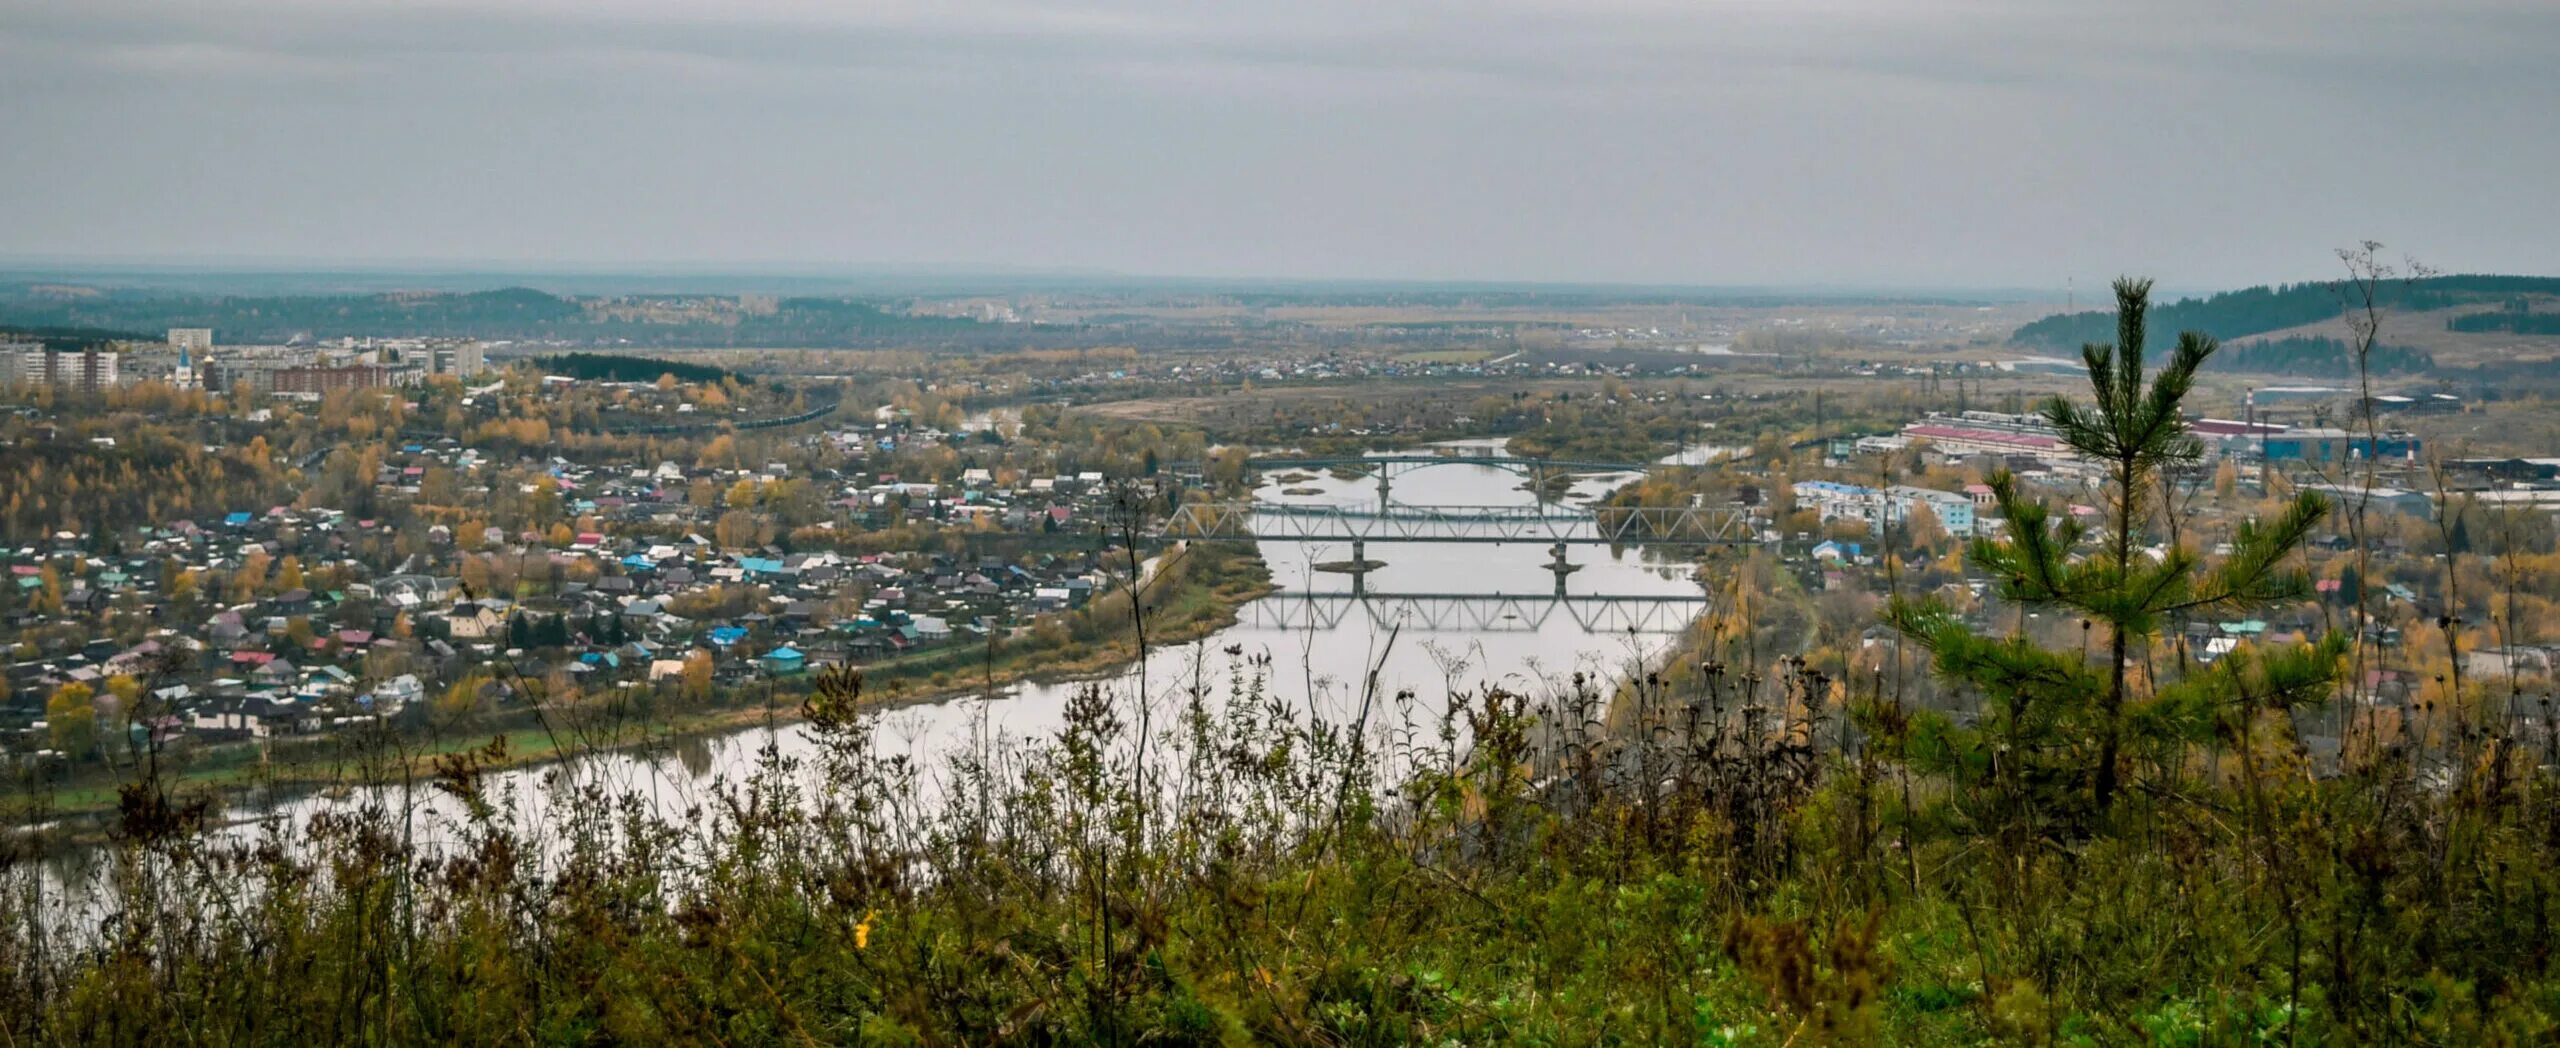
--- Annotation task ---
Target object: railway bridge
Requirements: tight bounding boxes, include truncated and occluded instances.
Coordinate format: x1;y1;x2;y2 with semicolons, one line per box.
1242;590;1712;634
1240;450;1652;505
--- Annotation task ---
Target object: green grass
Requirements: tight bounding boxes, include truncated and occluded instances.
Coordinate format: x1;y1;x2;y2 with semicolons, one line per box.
1391;348;1498;365
10;647;2560;1044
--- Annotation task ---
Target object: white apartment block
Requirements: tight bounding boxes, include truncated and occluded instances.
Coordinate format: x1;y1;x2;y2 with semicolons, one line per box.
5;346;122;393
1791;480;1977;538
428;341;487;377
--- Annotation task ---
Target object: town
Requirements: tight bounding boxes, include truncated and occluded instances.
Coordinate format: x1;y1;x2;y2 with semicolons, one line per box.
1;327;1292;796
6;293;2556;810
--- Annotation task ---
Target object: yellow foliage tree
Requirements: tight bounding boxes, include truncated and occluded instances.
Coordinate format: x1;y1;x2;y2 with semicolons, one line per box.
232;551;273;603
47;681;97;756
697;434;738;469
438;674;488;717
682;649;715;704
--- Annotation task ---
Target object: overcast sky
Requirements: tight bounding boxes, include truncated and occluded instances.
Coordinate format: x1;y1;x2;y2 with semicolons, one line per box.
1;0;2553;290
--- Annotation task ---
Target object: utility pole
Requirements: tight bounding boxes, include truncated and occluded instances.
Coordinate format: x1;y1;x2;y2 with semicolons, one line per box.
2250;387;2267;490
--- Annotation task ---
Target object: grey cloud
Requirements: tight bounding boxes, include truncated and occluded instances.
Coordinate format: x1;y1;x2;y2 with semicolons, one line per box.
0;0;2553;286
20;1;2543;94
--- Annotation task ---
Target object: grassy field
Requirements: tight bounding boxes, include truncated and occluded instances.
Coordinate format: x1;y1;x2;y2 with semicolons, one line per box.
2227;303;2560;368
16;628;2560;1043
1389;347;1499;364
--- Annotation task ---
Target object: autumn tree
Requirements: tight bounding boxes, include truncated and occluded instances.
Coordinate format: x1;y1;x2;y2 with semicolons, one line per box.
681;649;715;704
1899;500;1949;554
418;467;463;506
437;674;490;718
231;550;273;603
47;681;97;757
696;434;738;472
102;674;144;745
714;510;770;550
1204;447;1251;493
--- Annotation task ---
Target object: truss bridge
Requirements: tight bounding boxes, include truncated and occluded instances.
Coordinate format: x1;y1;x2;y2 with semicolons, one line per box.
1241;590;1711;634
1241;450;1655;505
1163;501;1754;546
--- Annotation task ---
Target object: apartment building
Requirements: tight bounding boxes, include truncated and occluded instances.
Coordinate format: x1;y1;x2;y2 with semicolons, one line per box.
1791;480;1978;538
4;346;122;393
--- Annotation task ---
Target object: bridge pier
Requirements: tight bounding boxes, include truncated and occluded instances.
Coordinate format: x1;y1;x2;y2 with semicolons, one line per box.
1311;537;1388;583
1376;468;1391;507
1547;541;1581;597
1344;541;1376;597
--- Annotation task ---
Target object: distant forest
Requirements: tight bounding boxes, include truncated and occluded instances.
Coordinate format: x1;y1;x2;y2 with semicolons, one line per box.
536;352;744;386
2012;275;2560;351
0;287;991;347
0;324;150;351
2447;299;2560;335
2216;336;2434;377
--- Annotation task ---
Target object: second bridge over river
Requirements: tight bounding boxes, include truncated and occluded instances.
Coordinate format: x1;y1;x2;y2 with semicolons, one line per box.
1162;501;1757;547
1238;452;1656;506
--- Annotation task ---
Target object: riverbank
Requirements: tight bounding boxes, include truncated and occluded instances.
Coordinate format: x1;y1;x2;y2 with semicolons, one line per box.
7;542;1272;832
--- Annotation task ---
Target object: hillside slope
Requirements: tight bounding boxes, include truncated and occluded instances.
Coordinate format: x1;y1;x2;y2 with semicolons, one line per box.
2012;275;2560;352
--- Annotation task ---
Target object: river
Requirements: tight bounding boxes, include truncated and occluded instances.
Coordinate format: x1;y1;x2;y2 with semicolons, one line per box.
28;439;1742;905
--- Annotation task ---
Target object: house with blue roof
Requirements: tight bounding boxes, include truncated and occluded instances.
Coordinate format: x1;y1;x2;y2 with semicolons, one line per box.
759;647;807;676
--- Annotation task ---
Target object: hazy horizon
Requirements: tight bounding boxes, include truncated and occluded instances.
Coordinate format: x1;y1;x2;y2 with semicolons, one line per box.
4;1;2555;290
0;254;2112;300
